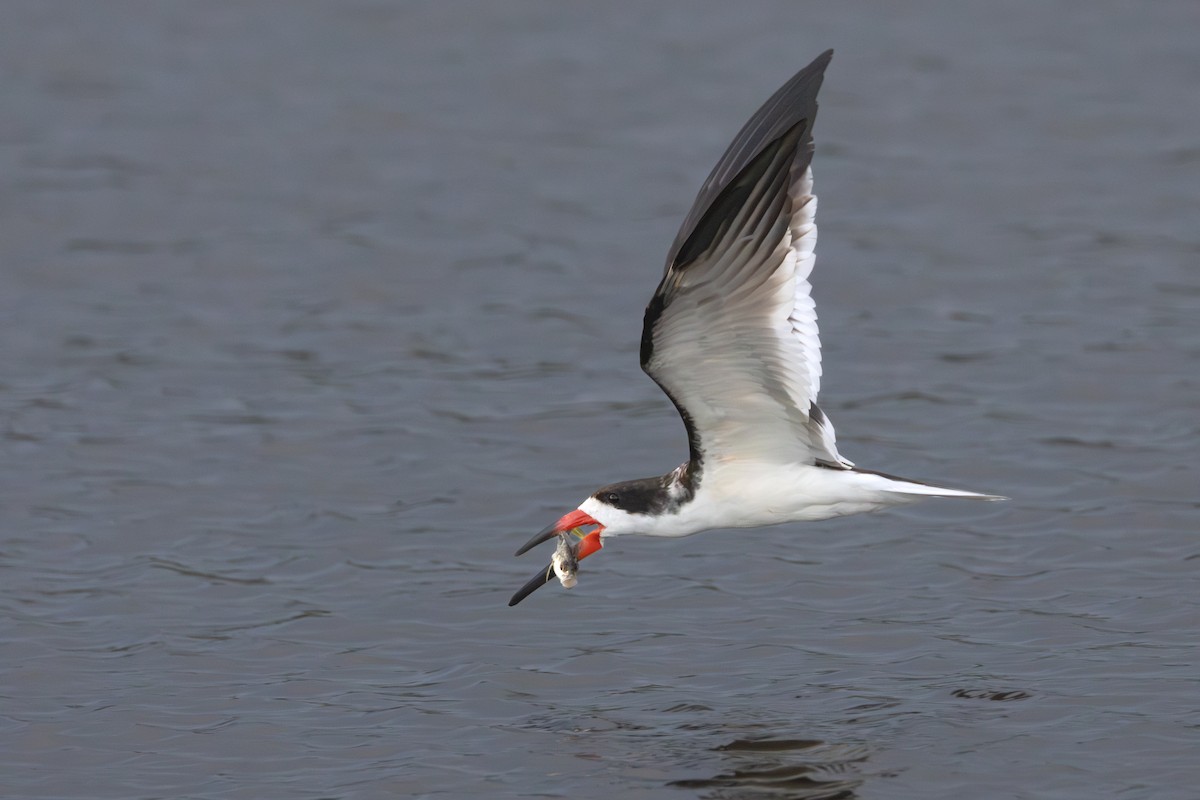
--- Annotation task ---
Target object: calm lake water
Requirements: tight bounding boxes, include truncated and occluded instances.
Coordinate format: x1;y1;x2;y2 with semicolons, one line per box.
2;2;1198;798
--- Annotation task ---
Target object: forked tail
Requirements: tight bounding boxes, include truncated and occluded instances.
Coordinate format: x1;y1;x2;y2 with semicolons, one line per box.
852;467;1007;501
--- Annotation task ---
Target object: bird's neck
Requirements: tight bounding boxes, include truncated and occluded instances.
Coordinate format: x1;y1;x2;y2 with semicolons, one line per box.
664;460;700;506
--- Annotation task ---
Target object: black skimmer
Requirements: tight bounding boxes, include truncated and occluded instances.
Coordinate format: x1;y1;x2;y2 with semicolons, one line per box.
510;50;1003;606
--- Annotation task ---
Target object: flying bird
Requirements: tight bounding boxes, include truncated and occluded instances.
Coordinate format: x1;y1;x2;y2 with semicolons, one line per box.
510;50;1002;606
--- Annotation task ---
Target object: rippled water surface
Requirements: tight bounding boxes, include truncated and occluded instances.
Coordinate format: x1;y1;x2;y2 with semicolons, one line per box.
3;2;1199;798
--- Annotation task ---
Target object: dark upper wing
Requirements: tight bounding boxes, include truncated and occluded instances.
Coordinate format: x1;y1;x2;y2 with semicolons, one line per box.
663;49;834;273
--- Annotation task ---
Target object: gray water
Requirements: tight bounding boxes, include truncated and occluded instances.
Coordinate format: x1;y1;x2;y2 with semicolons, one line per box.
2;2;1198;798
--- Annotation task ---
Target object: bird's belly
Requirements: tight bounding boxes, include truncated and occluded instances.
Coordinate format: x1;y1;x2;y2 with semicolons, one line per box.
680;463;903;532
615;464;912;539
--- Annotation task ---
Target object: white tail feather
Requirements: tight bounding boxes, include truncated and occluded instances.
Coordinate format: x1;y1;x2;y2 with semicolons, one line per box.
853;469;1007;501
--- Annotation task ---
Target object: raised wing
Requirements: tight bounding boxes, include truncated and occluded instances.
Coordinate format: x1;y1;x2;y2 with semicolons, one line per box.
640;51;850;471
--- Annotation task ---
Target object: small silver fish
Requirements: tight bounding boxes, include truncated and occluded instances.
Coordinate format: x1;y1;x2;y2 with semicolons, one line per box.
551;534;580;588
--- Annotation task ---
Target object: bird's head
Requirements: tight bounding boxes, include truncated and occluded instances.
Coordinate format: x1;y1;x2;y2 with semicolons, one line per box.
508;479;666;605
516;478;662;557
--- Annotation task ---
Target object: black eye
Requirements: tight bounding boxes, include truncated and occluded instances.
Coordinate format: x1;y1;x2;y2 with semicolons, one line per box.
604;492;620;506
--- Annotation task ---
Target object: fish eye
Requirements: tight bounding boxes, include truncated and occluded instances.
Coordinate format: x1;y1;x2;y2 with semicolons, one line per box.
604;491;620;506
